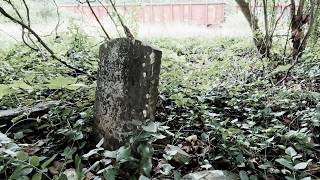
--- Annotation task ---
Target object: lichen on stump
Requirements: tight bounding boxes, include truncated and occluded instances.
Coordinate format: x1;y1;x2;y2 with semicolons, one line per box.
94;38;162;150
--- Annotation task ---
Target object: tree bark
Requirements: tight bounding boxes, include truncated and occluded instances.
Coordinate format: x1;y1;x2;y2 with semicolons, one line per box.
289;0;320;60
235;0;270;56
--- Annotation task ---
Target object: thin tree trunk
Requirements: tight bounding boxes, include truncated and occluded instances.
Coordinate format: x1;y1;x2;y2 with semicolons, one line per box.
263;0;271;57
235;0;269;56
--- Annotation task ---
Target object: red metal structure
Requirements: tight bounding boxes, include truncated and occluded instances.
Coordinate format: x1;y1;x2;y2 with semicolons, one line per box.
59;2;226;26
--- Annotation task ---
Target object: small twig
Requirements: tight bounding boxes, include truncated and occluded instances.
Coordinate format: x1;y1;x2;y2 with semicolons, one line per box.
97;0;122;37
85;0;111;40
16;160;52;180
5;118;38;134
0;28;18;42
4;0;38;50
51;0;61;38
270;4;293;39
275;56;299;86
21;0;30;27
21;0;39;50
108;0;134;39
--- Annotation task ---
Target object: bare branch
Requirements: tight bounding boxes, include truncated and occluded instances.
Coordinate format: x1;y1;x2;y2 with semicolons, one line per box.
21;0;30;27
0;6;95;79
21;0;39;50
270;4;293;39
108;0;134;39
0;28;19;42
4;0;38;50
51;0;61;38
85;0;111;40
97;0;122;37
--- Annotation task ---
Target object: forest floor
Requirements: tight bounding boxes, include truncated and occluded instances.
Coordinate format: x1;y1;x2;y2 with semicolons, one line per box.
0;31;320;180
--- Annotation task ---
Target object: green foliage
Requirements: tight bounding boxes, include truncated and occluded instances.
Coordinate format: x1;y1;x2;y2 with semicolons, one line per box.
0;32;319;179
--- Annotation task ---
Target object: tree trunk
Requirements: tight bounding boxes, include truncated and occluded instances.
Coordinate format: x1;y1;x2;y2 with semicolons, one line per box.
235;0;270;57
290;0;319;60
94;38;162;150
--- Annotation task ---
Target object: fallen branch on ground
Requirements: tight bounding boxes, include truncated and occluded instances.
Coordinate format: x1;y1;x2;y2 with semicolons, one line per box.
0;101;61;126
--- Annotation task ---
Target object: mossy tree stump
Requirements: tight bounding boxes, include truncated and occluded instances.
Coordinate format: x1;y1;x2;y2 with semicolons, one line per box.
94;38;162;149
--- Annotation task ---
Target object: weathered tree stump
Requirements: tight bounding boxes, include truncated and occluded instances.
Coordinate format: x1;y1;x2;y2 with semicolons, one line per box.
94;38;162;149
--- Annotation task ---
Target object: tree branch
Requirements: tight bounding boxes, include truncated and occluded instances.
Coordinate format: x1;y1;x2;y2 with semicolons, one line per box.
270;4;293;39
85;0;111;40
97;0;122;37
21;0;39;50
0;6;95;79
4;0;38;50
51;0;61;38
108;0;134;39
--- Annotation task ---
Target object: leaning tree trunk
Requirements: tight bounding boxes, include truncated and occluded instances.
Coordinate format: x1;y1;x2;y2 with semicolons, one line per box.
94;38;162;150
236;0;271;57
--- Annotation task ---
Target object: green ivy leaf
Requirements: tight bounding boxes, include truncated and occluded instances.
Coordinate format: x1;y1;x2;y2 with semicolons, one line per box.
103;150;117;158
0;165;4;172
9;165;33;179
11;81;33;91
239;170;249;180
275;158;293;170
173;170;181;180
14;131;24;140
137;143;154;158
285;147;297;157
31;173;42;180
75;154;85;180
142;122;159;133
65;130;83;141
116;146;131;162
82;148;103;158
140;157;152;177
17;151;29;161
41;154;57;169
151;133;166;140
293;162;309;170
66;83;88;90
29;156;40;167
63;146;77;160
47;76;76;89
138;175;150;180
0;84;10;99
9;165;26;179
103;168;117;180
